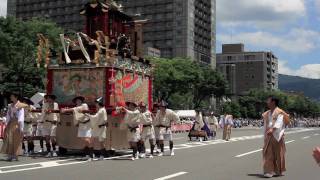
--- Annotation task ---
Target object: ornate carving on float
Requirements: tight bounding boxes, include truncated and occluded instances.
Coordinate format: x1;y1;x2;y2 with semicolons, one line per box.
36;33;50;68
35;0;152;76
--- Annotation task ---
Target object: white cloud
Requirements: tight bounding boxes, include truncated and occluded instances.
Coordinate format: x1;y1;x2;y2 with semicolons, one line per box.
0;0;7;17
217;0;306;27
279;60;320;79
218;28;320;54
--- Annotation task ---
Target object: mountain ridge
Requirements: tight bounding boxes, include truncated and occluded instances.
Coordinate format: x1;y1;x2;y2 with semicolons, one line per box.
279;74;320;101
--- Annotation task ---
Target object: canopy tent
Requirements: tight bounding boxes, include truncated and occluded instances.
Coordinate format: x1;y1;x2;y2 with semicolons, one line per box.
175;110;196;118
30;92;45;108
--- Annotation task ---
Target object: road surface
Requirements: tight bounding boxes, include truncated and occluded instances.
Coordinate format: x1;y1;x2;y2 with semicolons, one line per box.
0;128;319;180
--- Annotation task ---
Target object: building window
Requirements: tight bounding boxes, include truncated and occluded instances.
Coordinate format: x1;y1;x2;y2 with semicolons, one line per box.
245;55;255;60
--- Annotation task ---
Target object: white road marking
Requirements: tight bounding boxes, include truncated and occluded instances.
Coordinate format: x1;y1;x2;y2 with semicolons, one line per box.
0;129;314;174
235;140;295;158
0;159;69;168
302;136;310;139
177;144;193;147
235;149;263;158
285;140;295;144
0;161;86;174
172;137;184;140
154;172;188;180
188;142;207;146
314;133;319;136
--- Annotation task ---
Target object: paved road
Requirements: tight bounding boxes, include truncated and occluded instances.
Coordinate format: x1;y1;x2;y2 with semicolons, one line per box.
0;128;319;180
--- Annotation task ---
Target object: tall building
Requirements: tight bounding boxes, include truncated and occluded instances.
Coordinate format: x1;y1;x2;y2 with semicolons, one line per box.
118;0;216;67
217;44;278;96
7;0;87;32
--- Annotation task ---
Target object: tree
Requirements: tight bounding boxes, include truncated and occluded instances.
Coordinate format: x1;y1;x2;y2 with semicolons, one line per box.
192;66;228;109
150;57;228;109
235;89;320;118
222;101;241;118
0;17;63;97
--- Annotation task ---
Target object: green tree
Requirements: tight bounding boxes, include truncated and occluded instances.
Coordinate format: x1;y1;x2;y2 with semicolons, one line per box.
236;89;320;118
150;57;228;109
222;101;241;118
193;66;228;108
0;17;63;97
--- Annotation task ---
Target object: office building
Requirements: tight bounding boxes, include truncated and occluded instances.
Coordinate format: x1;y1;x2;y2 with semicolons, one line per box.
217;44;278;96
7;0;87;32
118;0;216;67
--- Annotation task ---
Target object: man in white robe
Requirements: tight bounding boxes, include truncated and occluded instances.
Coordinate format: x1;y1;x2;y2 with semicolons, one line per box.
121;102;141;161
86;97;107;161
21;97;36;156
138;102;155;158
154;101;180;156
41;94;60;157
62;96;93;161
262;96;289;178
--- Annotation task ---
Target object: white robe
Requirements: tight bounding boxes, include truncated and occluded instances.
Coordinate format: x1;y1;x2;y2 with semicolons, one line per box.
72;103;91;130
265;113;285;142
124;109;141;142
124;109;141;128
6;102;24;132
219;115;233;128
88;107;107;141
41;102;59;129
140;110;155;140
194;113;204;131
23;105;36;136
73;104;91;137
154;109;180;127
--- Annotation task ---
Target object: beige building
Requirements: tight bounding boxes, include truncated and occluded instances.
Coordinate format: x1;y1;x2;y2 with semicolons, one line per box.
217;44;278;96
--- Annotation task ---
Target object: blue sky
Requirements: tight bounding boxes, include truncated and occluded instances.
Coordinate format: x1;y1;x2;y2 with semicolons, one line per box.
1;0;319;78
216;0;320;79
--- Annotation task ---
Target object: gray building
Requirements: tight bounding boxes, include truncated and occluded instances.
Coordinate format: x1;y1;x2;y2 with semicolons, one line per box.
217;44;278;96
118;0;216;67
7;0;87;32
144;47;161;58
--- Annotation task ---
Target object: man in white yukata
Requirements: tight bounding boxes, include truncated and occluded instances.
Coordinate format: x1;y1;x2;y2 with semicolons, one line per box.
154;101;180;156
121;101;141;161
62;96;93;161
262;96;289;178
138;102;155;158
21;97;36;156
86;97;107;161
41;94;59;157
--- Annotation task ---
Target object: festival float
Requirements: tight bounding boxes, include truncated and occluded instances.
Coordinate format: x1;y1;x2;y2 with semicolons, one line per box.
35;0;152;153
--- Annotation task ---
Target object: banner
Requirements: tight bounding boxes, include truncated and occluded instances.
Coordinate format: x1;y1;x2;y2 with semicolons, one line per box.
110;70;149;108
52;68;105;105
